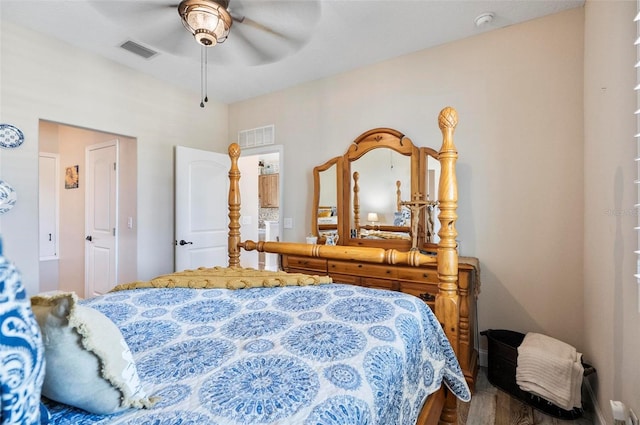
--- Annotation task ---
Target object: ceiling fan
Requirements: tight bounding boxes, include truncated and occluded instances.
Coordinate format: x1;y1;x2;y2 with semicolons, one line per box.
88;0;321;67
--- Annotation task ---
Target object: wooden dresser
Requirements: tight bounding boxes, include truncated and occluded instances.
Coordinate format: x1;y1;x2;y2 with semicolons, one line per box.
282;253;480;391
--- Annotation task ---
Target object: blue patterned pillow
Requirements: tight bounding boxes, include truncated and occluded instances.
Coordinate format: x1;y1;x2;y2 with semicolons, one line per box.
0;255;47;425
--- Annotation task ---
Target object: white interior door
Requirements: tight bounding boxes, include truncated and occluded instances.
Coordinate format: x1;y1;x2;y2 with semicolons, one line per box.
175;146;230;271
85;140;118;297
39;153;59;260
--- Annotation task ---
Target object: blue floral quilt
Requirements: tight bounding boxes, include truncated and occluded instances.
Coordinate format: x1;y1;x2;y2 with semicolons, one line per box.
45;284;470;424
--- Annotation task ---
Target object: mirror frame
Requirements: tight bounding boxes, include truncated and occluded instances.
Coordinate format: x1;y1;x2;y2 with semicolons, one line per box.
312;127;441;252
312;156;343;244
343;128;417;250
418;147;440;252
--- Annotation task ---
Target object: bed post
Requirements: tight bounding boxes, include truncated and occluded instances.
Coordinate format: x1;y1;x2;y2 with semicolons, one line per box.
353;171;360;237
228;143;241;268
436;106;460;425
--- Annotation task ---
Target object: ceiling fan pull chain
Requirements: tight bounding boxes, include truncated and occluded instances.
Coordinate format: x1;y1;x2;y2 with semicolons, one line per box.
200;45;206;107
200;46;204;107
204;46;208;104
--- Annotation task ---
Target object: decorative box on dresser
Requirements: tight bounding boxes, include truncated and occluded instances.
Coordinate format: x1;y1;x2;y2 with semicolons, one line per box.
282;253;480;391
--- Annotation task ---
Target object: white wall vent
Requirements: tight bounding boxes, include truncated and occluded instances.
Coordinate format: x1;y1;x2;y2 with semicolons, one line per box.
238;125;275;149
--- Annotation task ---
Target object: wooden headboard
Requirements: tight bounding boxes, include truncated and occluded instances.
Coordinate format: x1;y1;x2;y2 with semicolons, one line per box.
226;106;461;424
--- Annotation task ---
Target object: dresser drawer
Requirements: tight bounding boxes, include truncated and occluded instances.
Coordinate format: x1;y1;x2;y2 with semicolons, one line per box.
399;281;438;304
331;274;396;291
283;255;327;273
329;273;360;286
359;276;396;291
397;267;439;284
328;261;396;279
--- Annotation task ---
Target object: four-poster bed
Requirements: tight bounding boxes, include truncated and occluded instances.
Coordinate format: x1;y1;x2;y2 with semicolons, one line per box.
37;107;473;425
232;106;474;423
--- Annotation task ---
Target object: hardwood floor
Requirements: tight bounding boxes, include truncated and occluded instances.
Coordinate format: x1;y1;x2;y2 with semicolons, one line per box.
458;368;594;425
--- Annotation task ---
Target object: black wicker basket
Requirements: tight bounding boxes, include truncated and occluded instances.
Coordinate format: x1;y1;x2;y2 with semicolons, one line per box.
480;329;595;420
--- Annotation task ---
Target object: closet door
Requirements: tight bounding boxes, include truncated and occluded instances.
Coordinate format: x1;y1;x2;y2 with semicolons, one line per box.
39;153;59;259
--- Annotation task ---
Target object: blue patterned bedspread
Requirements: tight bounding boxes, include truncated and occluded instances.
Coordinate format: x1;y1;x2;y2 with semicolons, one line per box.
45;284;470;424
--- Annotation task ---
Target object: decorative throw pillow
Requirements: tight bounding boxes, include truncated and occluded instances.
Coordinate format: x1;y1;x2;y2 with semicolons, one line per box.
30;292;155;415
0;255;46;425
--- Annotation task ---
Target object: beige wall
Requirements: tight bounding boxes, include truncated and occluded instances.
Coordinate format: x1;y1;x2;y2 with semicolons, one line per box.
4;1;639;418
584;0;638;419
0;21;229;296
230;8;586;352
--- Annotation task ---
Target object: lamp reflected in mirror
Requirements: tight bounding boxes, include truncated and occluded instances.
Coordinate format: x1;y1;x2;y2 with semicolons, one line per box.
367;212;379;224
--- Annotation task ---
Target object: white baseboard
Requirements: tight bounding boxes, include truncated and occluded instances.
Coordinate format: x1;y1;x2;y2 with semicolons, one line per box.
479;348;488;368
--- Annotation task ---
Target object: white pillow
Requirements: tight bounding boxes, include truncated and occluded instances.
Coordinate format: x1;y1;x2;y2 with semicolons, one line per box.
31;292;155;414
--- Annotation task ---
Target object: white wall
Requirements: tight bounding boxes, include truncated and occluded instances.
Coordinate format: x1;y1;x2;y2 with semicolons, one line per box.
0;21;229;296
230;9;586;352
584;0;639;418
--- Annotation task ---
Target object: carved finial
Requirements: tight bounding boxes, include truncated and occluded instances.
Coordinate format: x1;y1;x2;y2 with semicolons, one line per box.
438;107;458;130
228;142;240;159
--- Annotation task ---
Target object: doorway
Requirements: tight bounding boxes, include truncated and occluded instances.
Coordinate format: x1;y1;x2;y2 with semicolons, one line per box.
172;144;283;271
38;120;137;297
84;140;118;297
240;145;283;270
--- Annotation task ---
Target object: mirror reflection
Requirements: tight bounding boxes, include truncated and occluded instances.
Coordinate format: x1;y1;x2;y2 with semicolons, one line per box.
351;148;411;241
314;159;340;242
424;153;441;244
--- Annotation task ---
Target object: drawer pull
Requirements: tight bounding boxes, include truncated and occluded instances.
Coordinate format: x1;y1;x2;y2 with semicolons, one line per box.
419;293;436;302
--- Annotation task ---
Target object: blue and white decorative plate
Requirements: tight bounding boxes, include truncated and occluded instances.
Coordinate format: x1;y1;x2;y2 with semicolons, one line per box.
0;180;17;214
0;124;24;149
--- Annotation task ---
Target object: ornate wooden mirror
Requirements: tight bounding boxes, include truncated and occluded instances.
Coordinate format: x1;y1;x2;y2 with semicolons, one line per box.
343;128;415;250
312;128;440;251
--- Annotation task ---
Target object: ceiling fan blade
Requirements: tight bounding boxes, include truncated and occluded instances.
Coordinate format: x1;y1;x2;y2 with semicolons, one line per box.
221;27;279;65
147;28;199;57
89;0;321;66
89;1;177;35
89;1;198;57
220;0;320;65
233;16;288;40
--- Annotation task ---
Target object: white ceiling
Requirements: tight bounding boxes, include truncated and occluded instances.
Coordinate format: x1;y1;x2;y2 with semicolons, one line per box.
1;0;584;105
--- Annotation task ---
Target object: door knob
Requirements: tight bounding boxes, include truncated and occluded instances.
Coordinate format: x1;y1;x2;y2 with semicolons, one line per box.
86;236;92;242
178;239;193;246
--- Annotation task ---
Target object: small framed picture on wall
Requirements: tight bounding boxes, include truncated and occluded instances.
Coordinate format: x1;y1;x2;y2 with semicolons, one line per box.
65;165;79;189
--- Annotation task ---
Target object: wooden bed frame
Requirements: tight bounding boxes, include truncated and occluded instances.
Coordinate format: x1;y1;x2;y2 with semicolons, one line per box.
226;106;461;425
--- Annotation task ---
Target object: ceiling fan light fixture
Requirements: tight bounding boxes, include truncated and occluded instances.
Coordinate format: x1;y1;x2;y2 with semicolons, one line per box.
178;0;232;47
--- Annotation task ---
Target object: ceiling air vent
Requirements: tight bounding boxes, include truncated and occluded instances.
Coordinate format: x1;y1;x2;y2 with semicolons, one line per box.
119;40;158;59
